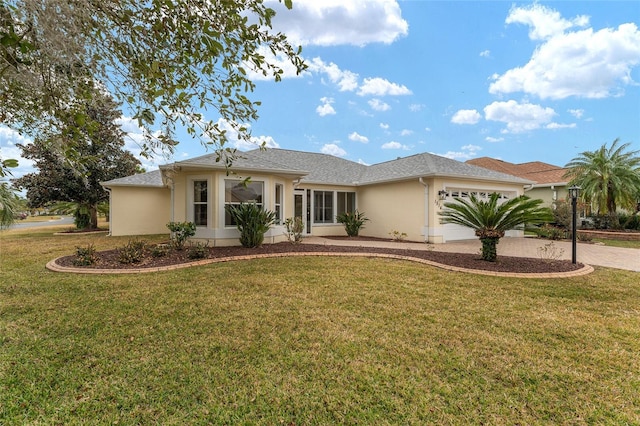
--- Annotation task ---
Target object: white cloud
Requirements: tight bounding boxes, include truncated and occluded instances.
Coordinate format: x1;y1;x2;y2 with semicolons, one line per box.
424;127;431;132
485;136;504;143
0;126;34;178
269;0;408;47
321;143;347;157
480;50;491;58
348;132;369;143
368;98;390;112
451;109;481;125
208;118;280;152
484;100;556;133
546;122;577;130
379;123;389;130
491;5;640;100
381;141;409;150
569;109;585;119
400;129;413;136
243;45;307;81
308;57;359;91
505;3;589;41
358;77;412;96
357;158;370;166
436;144;482;160
409;103;424;112
316;97;336;116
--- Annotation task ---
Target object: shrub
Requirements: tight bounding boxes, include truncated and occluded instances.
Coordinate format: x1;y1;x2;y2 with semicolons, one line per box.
150;243;170;258
577;232;593;242
73;243;97;266
167;221;196;250
284;217;304;244
389;230;407;241
336;210;369;237
226;202;276;248
538;224;565;240
118;239;147;264
536;242;565;262
620;213;640;230
187;241;209;259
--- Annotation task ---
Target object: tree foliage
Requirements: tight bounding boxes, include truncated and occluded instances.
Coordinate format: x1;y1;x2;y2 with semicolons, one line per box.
0;181;19;228
439;193;552;262
0;0;305;174
12;91;140;230
564;139;640;222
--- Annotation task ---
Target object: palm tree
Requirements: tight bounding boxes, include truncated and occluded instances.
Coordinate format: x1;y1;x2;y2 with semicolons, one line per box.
0;182;19;229
565;139;640;226
439;193;552;262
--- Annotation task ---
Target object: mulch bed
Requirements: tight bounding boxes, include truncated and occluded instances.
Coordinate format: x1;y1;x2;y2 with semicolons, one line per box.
55;241;584;274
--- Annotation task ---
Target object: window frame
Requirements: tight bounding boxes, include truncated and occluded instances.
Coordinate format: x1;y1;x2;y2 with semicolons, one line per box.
187;176;212;228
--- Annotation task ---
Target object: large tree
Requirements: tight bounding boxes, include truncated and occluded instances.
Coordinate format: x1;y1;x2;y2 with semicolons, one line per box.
564;139;640;225
0;0;305;175
13;91;140;230
439;193;552;262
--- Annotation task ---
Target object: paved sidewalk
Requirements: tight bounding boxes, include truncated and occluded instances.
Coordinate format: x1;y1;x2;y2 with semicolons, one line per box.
304;236;640;272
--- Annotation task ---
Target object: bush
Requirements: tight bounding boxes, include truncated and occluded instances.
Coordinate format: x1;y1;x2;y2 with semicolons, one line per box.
620;213;640;230
118;239;147;264
73;243;97;266
538;224;566;240
150;243;170;258
284;217;304;244
74;209;91;230
187;241;209;259
577;232;593;242
336;210;369;237
389;230;407;241
226;202;276;248
167;221;196;250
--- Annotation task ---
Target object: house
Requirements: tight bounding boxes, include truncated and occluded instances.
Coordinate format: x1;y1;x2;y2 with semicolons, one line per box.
101;148;532;245
466;157;569;207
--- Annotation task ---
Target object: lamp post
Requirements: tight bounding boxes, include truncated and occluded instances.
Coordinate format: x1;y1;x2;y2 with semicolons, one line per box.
568;186;581;264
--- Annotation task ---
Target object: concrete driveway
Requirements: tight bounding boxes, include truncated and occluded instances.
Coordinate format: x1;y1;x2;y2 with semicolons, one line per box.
306;236;640;272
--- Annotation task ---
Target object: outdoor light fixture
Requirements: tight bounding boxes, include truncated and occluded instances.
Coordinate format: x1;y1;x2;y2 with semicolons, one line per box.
438;190;448;201
568;186;581;264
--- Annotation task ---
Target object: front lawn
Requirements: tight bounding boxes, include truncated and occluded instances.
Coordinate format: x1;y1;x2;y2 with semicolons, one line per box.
1;228;639;424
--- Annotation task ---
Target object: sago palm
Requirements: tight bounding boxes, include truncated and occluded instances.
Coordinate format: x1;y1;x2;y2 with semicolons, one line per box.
439;193;552;262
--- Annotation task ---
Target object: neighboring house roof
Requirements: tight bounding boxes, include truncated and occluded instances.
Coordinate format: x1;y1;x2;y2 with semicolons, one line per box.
466;157;569;185
103;149;532;188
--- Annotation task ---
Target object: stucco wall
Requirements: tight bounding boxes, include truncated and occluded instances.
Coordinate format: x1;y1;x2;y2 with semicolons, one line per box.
108;186;171;236
357;180;426;241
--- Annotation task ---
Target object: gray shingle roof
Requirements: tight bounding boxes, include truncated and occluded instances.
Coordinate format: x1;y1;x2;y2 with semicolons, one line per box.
101;149;532;188
101;169;165;187
360;152;532;184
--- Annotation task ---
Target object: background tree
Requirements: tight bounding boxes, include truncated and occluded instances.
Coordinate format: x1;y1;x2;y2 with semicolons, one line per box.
13;91;140;230
564;139;640;227
0;0;305;177
439;193;552;262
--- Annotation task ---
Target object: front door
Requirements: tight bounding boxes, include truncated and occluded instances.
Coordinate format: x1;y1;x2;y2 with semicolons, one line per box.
294;189;310;235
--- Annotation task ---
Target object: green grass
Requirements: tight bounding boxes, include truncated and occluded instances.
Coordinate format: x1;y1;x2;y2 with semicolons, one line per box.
1;227;640;424
592;238;640;249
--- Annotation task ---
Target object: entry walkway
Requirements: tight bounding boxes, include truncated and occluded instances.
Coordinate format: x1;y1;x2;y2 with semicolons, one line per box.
304;236;640;272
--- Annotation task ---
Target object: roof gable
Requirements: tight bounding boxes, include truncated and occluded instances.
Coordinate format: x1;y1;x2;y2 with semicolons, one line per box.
467;156;569;185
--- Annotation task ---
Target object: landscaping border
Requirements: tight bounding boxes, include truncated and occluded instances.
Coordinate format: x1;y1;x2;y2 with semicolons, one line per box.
46;252;594;278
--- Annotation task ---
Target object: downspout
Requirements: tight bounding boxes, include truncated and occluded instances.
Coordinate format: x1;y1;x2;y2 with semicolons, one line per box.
419;178;429;242
105;187;112;236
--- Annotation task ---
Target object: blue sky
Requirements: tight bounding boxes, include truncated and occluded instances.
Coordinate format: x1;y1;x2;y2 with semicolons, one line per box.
2;0;639;178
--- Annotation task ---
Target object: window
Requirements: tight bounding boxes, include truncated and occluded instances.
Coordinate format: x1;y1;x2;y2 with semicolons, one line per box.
313;191;333;223
193;180;208;226
337;191;356;215
275;184;283;224
225;180;264;226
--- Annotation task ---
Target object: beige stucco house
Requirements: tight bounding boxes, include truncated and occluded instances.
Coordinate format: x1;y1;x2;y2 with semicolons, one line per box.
102;148;532;245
